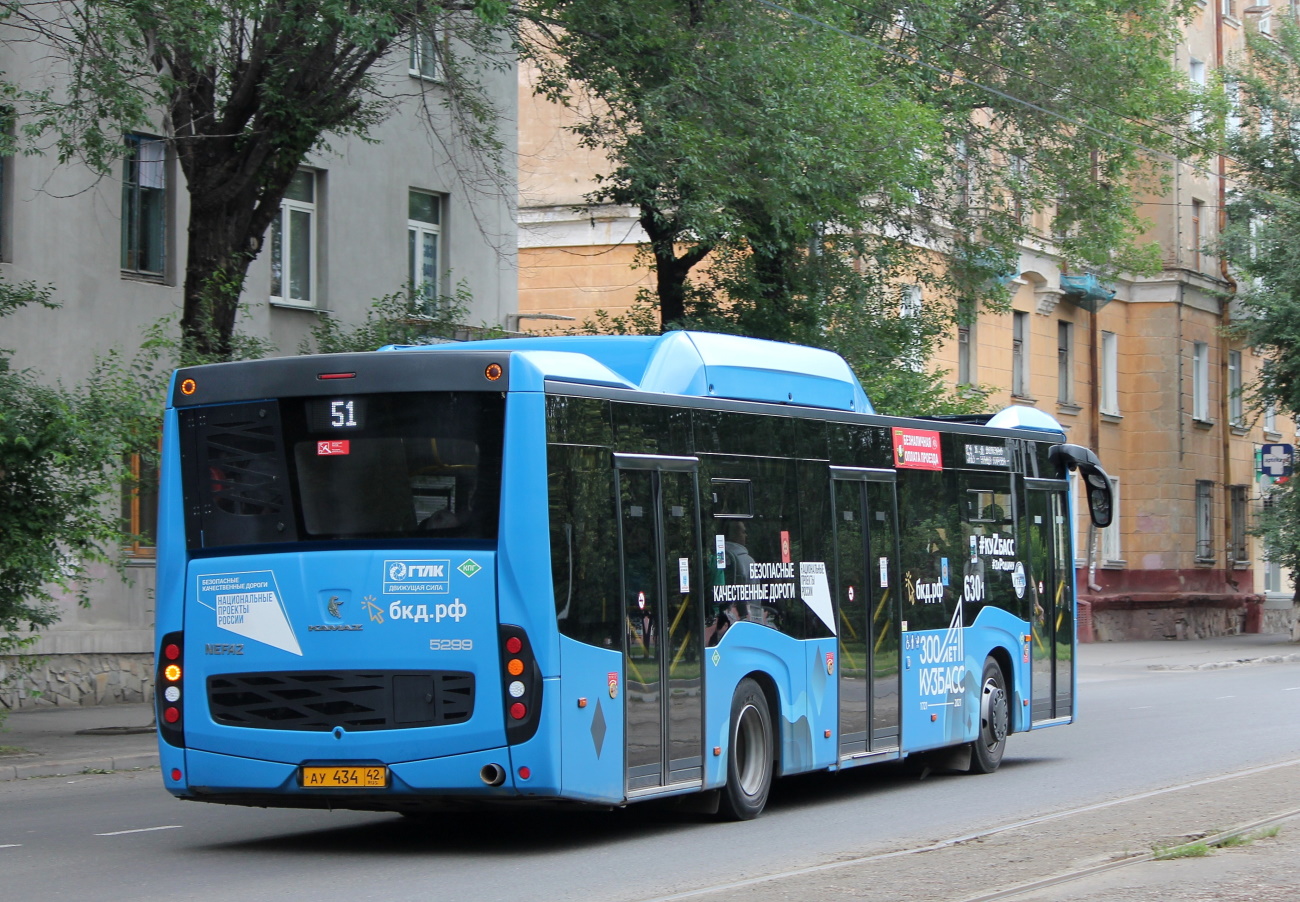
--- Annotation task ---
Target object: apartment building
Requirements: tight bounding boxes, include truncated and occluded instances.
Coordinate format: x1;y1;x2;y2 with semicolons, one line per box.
0;31;518;708
516;8;1299;641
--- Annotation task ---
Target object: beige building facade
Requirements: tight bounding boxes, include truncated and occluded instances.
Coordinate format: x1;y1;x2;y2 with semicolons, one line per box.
516;9;1300;640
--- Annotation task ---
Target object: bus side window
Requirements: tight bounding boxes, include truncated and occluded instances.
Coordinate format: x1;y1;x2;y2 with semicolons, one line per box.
549;444;621;649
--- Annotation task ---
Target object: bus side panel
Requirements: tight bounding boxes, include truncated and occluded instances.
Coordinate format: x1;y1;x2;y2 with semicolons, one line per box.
156;402;189;790
898;609;1023;754
705;623;816;783
804;636;839;772
558;637;625;804
497;390;559;677
967;607;1031;735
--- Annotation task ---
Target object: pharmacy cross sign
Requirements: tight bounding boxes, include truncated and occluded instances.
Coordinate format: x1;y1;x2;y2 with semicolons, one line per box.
1260;444;1294;479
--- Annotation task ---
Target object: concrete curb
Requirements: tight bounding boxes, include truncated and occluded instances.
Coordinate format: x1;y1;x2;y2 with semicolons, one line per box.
0;753;159;782
1148;653;1300;671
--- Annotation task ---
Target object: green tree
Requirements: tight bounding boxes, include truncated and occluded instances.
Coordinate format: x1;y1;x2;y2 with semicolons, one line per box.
1220;20;1300;597
0;286;156;712
525;0;1198;411
7;0;512;360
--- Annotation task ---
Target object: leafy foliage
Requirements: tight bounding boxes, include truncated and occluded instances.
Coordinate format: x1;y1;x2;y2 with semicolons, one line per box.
1220;20;1300;596
524;0;1197;412
300;283;477;354
0;285;156;712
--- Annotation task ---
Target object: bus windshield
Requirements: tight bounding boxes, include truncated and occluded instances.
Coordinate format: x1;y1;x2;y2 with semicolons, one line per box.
179;390;504;548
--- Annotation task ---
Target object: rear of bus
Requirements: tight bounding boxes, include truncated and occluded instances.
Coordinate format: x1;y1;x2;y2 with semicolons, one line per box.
154;350;548;810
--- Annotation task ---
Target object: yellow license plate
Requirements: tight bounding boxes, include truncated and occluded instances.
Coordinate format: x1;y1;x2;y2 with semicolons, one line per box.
300;766;389;789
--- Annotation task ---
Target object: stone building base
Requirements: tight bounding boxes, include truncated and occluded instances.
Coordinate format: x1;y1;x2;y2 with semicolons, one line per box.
0;653;154;711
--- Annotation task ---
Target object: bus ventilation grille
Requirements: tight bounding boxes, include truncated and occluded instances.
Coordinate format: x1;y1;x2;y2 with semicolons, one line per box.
207;670;475;732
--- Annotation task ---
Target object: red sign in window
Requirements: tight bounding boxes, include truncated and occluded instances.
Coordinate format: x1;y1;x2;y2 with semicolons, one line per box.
317;440;351;456
892;427;942;471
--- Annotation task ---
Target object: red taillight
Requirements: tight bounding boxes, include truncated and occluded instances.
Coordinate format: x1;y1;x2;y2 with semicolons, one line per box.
170;769;182;781
164;707;180;724
517;766;531;780
164;643;180;661
506;637;522;654
500;625;540;744
157;631;185;748
510;702;527;720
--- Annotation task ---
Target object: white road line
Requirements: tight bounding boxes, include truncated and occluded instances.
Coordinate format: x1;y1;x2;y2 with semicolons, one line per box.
0;844;21;849
94;825;182;837
1215;695;1235;699
1284;687;1300;692
1129;705;1153;709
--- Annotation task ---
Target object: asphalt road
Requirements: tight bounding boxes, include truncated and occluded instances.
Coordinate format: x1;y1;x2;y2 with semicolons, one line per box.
4;659;1300;902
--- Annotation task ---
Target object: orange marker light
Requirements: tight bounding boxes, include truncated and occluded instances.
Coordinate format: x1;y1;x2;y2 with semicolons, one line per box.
485;363;503;381
180;378;197;396
163;664;182;682
507;658;524;676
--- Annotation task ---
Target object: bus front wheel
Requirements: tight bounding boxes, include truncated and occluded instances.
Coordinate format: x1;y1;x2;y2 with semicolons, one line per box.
719;678;773;820
970;659;1009;774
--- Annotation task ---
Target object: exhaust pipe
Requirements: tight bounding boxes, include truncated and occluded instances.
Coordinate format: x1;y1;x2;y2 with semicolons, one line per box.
480;763;506;786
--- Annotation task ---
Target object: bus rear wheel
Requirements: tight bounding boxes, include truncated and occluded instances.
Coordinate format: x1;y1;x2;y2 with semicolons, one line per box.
970;659;1009;774
719;678;773;820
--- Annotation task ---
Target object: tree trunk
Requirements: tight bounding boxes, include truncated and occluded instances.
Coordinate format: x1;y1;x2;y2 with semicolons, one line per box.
640;207;711;330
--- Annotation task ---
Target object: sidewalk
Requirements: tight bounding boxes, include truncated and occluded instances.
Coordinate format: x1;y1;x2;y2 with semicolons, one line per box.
1;633;1297;782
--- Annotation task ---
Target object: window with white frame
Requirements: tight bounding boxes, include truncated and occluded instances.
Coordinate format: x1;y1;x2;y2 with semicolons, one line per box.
122;134;166;276
1229;349;1243;426
1265;402;1278;434
1101;477;1122;564
1058;320;1074;404
1012;310;1029;397
410;29;443;81
1189;59;1206;130
899;284;924;371
270;169;316;306
1100;330;1119;415
408;190;443;315
1196;479;1215;561
1193;341;1210;422
1265;559;1282;593
1223;0;1236;17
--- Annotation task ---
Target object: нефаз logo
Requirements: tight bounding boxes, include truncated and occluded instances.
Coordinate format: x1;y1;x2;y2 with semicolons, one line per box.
383;559;451;594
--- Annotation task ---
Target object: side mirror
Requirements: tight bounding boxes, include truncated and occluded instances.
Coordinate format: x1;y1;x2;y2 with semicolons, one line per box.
1048;443;1114;529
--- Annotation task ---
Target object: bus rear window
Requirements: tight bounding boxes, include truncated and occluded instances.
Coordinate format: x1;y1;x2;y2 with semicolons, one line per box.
180;392;504;548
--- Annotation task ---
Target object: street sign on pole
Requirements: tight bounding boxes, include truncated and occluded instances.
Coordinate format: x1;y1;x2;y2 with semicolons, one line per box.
1260;443;1294;479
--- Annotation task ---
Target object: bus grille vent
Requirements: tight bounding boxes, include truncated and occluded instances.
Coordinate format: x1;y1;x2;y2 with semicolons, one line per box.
207;670;475;731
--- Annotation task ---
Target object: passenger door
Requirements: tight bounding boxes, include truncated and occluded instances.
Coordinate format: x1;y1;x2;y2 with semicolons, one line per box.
616;454;704;793
831;467;901;760
1026;480;1074;725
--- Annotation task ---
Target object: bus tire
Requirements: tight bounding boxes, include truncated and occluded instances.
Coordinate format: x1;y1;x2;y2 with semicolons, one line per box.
970;658;1009;774
718;678;773;820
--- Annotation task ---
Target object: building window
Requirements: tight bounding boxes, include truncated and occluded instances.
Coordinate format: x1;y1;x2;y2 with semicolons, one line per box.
1228;349;1243;426
1265;559;1282;594
410;29;442;81
121;451;158;558
1190;59;1206;130
1191;199;1204;272
1193;341;1210;422
1012;310;1029;397
408;190;443;315
1196;480;1215;562
900;284;923;371
1229;485;1249;564
1101;477;1122;564
1223;0;1236;17
1100;330;1119;415
1265;402;1278;434
957;300;977;386
121;134;166;276
271;169;316;306
1058;320;1074;404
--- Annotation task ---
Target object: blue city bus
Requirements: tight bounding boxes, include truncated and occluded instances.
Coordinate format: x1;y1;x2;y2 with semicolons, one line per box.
155;331;1113;819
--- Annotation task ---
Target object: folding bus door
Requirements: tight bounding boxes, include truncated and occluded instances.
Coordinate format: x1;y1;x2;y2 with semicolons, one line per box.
1025;479;1074;725
615;453;705;794
831;467;901;760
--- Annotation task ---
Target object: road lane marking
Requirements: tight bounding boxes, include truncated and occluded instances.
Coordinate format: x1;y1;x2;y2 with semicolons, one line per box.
0;844;21;849
1215;695;1235;699
94;825;182;837
1284;687;1300;691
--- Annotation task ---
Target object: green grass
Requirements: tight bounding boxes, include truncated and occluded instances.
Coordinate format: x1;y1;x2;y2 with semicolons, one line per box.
1153;841;1210;860
1154;825;1283;860
0;745;28;756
